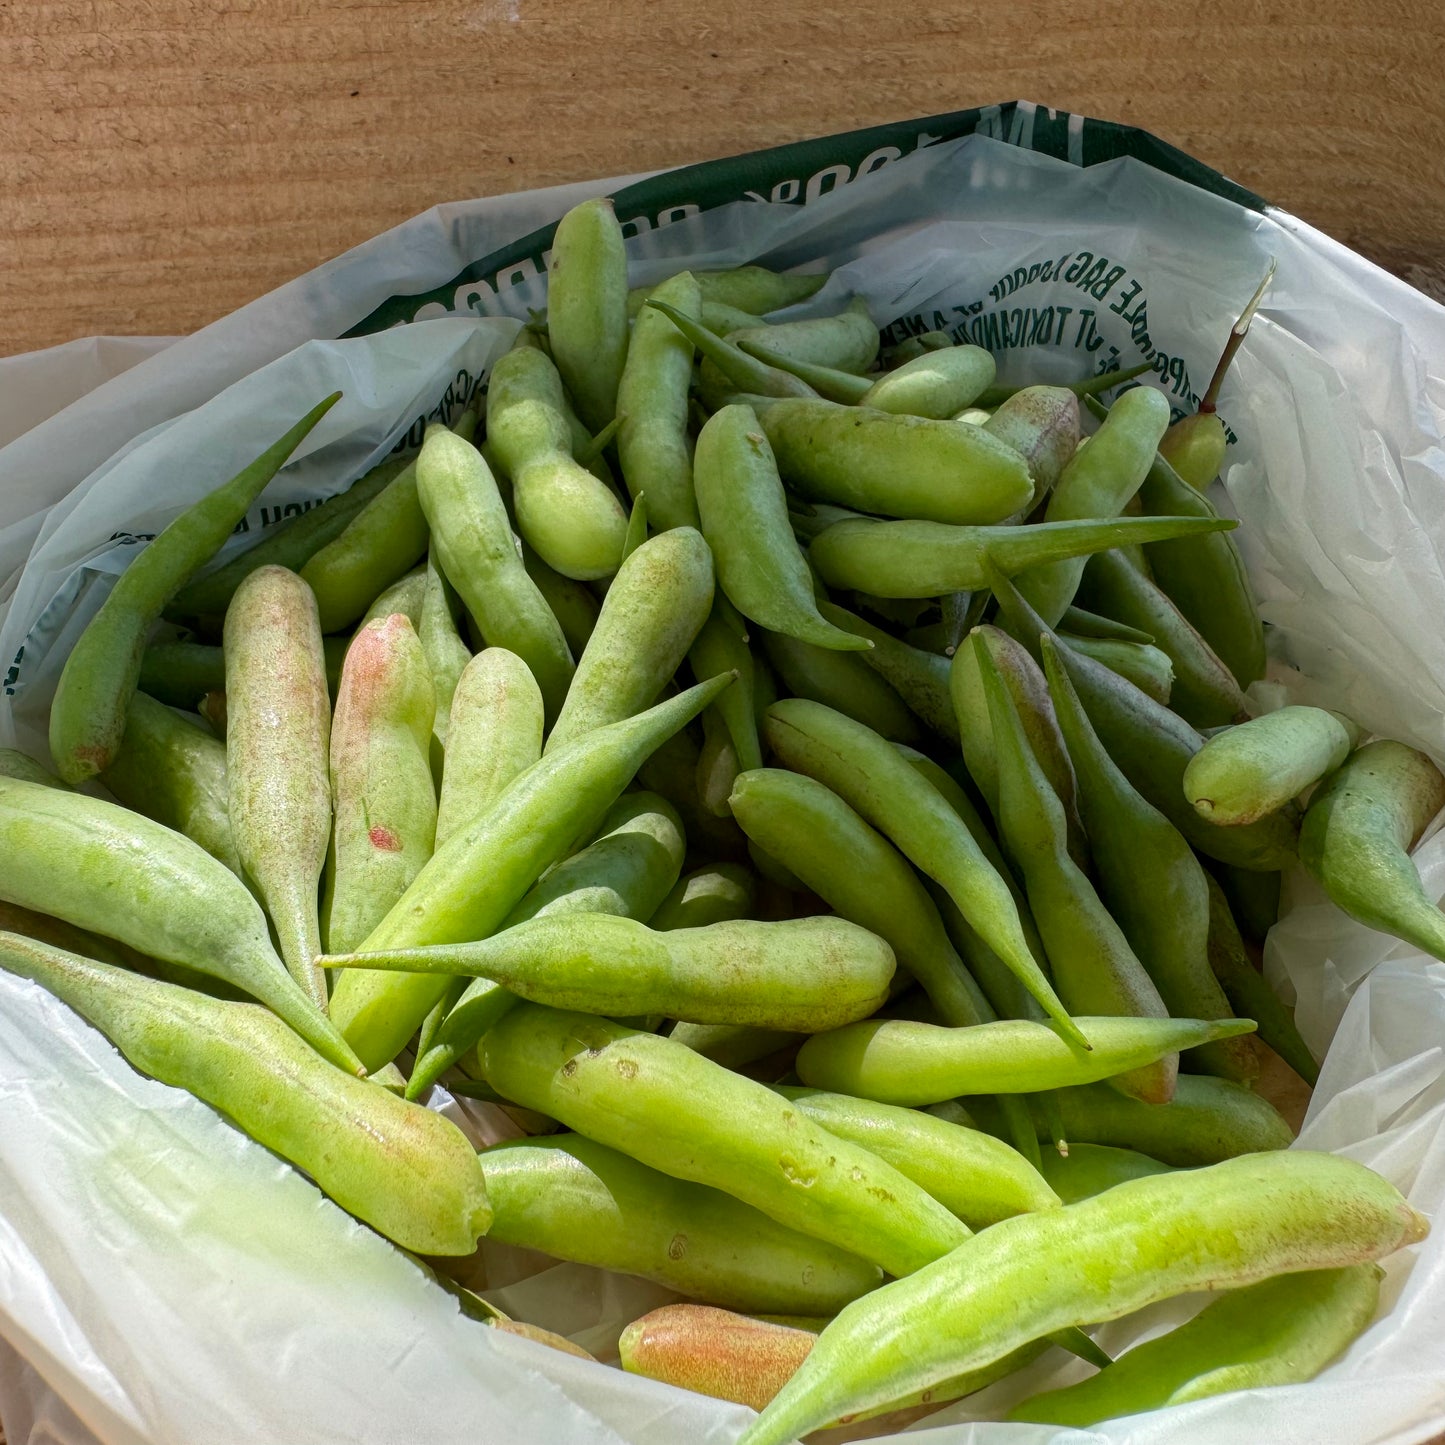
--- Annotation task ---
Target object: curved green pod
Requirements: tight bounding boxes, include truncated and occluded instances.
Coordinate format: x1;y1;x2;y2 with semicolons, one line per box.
417;552;471;760
170;449;413;622
981;386;1080;504
728;297;878;375
49;393;339;784
435;648;544;847
485;347;628;581
757;398;1034;524
1079;548;1250;728
688;602;763;776
1057;629;1175;704
327;675;730;1071
1299;739;1445;962
728;768;990;1029
101;691;243;881
0;748;66;788
855;344;995;418
650;861;758;931
773;1086;1058;1228
0;776;362;1072
1036;1142;1175;1203
616;269;701;531
414;422;576;724
1045;1074;1295;1165
976;640;1172;1102
651;300;819;400
732;338;872;403
1186;706;1360;826
989;566;1299;871
546;527;715;753
0;933;488;1254
357;565;428;629
761;631;922;746
627;266;826;320
478;1004;972;1279
1016;382;1171;625
481;1135;880;1314
520;540;599;658
762;699;1086;1050
694;404;867;651
809;512;1232;599
300;456;431;635
322;614;436;955
224;565;333;1009
1010;1264;1382;1426
329;913;893;1032
796;1016;1253;1105
546;196;629;433
1042;635;1257;1085
667;1021;800;1071
737;1153;1424;1445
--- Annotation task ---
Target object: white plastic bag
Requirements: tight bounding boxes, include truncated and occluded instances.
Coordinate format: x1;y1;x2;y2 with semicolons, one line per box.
2;107;1443;1445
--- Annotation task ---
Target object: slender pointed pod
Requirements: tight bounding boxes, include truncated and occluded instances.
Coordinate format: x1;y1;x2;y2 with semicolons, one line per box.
810;513;1233;598
728;297;878;374
50;393;339;782
732;338;872;403
737;1152;1424;1445
1299;739;1445;962
417;552;470;761
328;675;731;1071
761;631;922;745
646;299;818;399
0;933;488;1254
0;776;362;1072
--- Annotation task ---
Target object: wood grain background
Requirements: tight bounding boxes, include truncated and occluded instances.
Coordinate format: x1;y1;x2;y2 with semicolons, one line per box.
2;0;1443;359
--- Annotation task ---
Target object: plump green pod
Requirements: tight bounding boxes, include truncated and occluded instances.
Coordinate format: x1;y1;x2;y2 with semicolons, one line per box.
1158;409;1229;491
616;270;701;531
484;348;628;581
651;862;758;931
1042;636;1256;1084
762;699;1087;1049
520;540;599;657
1079;549;1250;728
667;1021;801;1070
856;344;995;418
1299;740;1445;962
728;297;878;374
546;196;630;433
49;394;339;783
322;615;436;955
335;913;893;1032
981;386;1080;504
737;1152;1425;1445
758;398;1033;524
1204;876;1319;1086
809;513;1234;598
1046;1075;1295;1165
976;642;1172;1100
1011;1264;1382;1425
138;637;344;713
814;602;958;743
694;404;868;652
635;719;752;864
1015;383;1171;625
0;749;65;787
1058;629;1175;703
627;266;826;320
406;791;685;1097
989;567;1299;870
328;676;730;1070
0;776;362;1072
300;458;431;634
224;566;332;1008
761;632;923;745
482;1135;879;1314
1037;1142;1176;1203
413;423;576;723
0;934;487;1253
357;566;427;629
546;528;715;753
688;604;763;775
774;1086;1058;1227
798;1016;1252;1105
417;553;470;759
171;450;413;622
435;648;544;847
101;691;243;880
728;769;990;1029
478;1004;972;1278
1186;706;1360;827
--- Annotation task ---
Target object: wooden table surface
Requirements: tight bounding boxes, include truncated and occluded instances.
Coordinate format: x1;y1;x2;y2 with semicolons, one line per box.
2;0;1444;360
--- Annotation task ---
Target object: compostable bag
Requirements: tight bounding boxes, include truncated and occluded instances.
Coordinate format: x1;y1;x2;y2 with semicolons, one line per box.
0;104;1442;1444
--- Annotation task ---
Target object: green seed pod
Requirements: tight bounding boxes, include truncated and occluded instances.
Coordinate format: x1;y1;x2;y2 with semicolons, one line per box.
650;862;758;931
857;344;995;419
1036;1142;1175;1203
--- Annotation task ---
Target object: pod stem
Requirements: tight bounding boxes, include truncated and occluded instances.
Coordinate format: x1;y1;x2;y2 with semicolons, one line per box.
1200;261;1275;414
